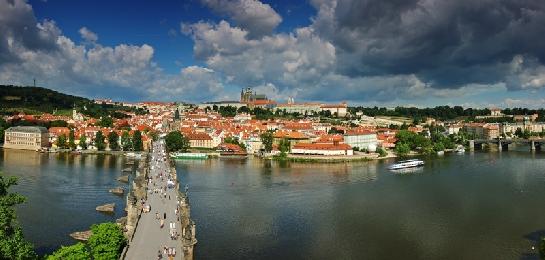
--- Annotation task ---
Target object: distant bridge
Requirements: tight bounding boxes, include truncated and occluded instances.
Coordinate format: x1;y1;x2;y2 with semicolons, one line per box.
469;138;545;151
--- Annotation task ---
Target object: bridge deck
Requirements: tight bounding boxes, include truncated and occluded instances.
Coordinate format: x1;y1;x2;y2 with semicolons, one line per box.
125;141;183;260
474;138;545;144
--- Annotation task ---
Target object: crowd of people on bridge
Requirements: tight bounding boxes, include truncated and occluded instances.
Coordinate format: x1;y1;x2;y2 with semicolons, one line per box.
148;140;181;259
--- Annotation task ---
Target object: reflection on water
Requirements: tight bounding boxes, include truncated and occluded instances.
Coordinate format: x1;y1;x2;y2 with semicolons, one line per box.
0;149;131;255
389;166;425;175
177;152;545;260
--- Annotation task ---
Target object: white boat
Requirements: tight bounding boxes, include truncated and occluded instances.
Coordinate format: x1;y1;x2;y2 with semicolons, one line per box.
170;152;208;159
388;159;425;170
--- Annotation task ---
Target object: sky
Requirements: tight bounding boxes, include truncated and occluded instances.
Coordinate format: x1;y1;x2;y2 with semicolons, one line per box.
1;0;545;108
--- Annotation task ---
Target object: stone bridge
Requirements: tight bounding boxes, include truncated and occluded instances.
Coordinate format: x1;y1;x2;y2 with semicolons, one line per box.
469;138;545;151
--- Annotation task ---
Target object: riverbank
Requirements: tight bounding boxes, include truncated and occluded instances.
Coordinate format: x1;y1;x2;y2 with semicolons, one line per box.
265;150;397;163
0;146;149;156
278;154;377;163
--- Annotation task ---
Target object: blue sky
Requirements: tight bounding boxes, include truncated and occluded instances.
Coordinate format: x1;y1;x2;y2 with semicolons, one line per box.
29;0;314;73
2;0;545;108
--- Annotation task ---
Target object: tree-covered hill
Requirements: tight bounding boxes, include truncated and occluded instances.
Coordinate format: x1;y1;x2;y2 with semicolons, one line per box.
0;85;88;113
0;85;147;118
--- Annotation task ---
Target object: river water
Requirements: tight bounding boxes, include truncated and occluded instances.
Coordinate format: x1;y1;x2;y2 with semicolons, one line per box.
2;147;545;259
176;151;545;260
0;149;131;255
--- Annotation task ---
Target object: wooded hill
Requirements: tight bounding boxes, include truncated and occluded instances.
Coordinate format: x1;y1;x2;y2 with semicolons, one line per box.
0;85;88;113
0;85;147;118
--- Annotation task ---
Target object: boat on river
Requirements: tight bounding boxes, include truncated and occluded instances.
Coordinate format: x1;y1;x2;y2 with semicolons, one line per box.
388;159;424;170
170;152;208;159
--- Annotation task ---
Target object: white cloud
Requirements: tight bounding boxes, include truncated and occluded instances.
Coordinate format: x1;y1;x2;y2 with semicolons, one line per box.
78;27;98;43
183;20;336;97
200;0;282;38
503;98;545;108
147;66;224;101
0;0;223;102
3;0;544;105
506;55;545;90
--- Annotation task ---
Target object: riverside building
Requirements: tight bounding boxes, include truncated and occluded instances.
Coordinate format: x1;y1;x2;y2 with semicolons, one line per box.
3;126;49;150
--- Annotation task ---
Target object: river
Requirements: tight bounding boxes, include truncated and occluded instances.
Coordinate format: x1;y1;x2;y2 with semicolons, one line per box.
0;149;132;255
176;151;545;260
2;148;545;259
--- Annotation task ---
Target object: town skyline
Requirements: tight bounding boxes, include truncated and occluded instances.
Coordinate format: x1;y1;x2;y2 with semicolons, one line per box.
1;0;545;108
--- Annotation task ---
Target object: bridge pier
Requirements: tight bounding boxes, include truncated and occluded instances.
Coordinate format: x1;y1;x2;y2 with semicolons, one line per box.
498;140;502;152
530;140;536;151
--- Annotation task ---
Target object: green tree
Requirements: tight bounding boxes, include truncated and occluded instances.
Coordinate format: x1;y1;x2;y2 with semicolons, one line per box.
49;120;68;128
165;131;190;152
97;116;114;127
57;134;67;149
218;106;237;117
68;129;76;150
94;131;106;151
79;135;87;150
279;138;291;156
394;142;410;157
515;127;523;138
523;129;531;139
132;130;144;151
121;131;132;151
540;237;545;260
260;132;274;152
377;147;388;157
0;118;7;143
0;173;37;259
108;131;119;151
237;106;250;114
87;222;126;259
433;142;445;152
0;126;4;144
47;242;90;260
396;130;431;150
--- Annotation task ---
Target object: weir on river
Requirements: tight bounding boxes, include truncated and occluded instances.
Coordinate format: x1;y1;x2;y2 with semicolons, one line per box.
122;139;197;260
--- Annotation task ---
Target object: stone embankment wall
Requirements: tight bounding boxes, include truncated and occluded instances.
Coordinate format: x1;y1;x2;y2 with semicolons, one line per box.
124;155;149;240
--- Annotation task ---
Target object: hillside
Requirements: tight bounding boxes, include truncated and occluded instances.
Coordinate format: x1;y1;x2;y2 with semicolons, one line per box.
0;85;89;114
0;85;147;118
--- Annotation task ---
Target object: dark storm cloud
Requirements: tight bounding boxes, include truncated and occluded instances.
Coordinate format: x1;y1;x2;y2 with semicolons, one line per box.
313;0;545;89
0;0;60;64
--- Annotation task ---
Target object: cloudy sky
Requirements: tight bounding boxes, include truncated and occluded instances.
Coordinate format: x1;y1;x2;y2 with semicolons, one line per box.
1;0;545;107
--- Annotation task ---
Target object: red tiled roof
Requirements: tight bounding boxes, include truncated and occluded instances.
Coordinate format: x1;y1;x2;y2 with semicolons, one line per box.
49;127;70;135
315;134;344;143
273;130;308;139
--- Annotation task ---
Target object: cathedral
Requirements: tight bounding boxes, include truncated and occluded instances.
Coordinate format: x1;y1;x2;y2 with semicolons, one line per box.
240;88;268;103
